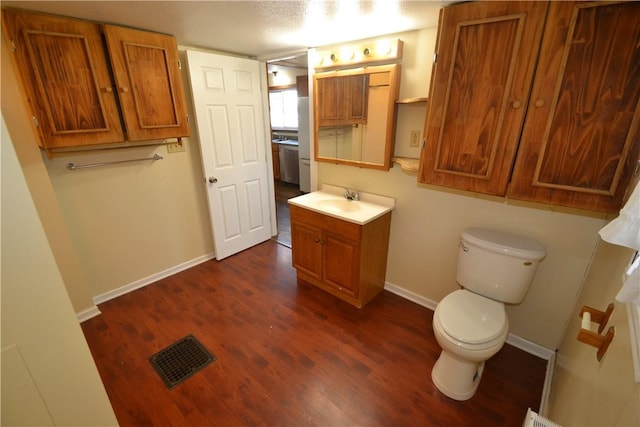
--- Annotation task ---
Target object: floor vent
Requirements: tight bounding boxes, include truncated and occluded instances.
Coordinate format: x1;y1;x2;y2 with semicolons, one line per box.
523;408;562;427
149;335;215;388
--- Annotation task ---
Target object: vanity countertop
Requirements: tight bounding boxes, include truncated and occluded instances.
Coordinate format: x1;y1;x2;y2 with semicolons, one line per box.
288;184;395;225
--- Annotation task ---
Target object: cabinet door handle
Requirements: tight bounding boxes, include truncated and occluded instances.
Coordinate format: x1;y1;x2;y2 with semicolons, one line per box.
534;99;545;108
103;87;113;93
120;86;129;93
511;100;521;109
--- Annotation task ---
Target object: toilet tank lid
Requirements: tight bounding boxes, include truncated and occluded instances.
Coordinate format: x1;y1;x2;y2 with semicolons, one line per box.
462;227;546;260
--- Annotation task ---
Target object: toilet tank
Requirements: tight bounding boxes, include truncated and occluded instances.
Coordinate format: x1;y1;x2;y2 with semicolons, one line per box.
457;228;546;304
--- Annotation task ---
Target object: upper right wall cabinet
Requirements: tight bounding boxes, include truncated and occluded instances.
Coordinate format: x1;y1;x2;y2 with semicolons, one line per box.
419;1;640;213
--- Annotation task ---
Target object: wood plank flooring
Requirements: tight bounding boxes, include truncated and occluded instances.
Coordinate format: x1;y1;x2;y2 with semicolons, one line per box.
81;240;547;427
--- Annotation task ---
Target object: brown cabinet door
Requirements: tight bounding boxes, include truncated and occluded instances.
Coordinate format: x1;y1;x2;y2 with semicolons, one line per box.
315;74;368;126
102;25;189;141
344;74;368;124
419;1;549;195
2;9;124;149
508;1;640;212
316;76;346;126
290;220;322;281
322;233;360;298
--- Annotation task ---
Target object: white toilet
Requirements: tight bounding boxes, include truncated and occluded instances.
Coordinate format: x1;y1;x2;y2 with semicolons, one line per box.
431;227;546;401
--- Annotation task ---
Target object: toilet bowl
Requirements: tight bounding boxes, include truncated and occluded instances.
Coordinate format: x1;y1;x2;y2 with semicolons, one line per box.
430;227;545;401
431;289;509;400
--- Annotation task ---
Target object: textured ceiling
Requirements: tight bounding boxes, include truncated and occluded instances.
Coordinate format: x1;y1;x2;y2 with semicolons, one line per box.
2;1;450;60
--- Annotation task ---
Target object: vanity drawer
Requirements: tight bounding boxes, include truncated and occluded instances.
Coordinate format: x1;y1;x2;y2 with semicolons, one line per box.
290;205;361;242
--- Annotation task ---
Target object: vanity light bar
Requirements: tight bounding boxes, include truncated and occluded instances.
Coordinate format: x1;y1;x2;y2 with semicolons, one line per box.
313;38;403;69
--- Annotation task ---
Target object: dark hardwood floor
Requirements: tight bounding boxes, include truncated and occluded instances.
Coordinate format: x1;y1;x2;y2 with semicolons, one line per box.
81;240;547;427
274;180;303;248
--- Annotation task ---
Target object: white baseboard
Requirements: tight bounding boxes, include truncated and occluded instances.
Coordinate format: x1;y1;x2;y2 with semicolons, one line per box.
506;333;555;360
92;252;216;306
76;305;102;323
384;281;438;311
539;351;556;417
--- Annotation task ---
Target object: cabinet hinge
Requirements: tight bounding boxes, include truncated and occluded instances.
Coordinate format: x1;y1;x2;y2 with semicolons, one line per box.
11;40;17;52
32;115;39;128
186;113;189;123
178;59;182;70
634;160;640;177
433;53;438;64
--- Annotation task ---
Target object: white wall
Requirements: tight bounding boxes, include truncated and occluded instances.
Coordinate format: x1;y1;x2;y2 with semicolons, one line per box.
1;116;118;426
549;241;639;426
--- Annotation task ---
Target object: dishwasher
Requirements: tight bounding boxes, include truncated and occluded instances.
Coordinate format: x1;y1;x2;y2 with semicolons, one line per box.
278;142;299;185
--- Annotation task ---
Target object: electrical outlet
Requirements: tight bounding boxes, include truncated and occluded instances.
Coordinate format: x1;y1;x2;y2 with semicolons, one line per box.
409;130;421;147
166;141;185;153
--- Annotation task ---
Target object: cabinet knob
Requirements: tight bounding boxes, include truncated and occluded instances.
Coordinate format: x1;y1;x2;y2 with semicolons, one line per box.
534;99;545;108
120;86;129;93
103;87;113;93
511;100;521;109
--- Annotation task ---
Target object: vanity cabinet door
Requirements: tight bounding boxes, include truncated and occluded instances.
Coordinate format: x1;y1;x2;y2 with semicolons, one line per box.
290;204;391;308
418;1;549;195
322;232;360;298
507;1;640;212
102;25;190;142
2;9;124;149
291;219;323;281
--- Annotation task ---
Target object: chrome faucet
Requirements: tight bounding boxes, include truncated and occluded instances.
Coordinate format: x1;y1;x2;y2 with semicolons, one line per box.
344;188;359;201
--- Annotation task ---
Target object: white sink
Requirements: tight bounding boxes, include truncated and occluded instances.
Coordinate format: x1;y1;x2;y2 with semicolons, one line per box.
315;198;361;213
288;184;395;225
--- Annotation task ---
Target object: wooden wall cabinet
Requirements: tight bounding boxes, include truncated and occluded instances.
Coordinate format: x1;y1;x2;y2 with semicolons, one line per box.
290;205;392;308
2;9;189;153
419;1;640;213
314;64;401;170
508;1;640;212
315;74;368;127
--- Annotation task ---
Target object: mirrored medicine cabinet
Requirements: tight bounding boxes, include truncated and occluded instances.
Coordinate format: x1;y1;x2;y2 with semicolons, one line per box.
313;64;400;170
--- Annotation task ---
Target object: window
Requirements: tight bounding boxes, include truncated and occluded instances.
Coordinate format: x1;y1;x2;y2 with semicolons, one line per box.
269;89;298;130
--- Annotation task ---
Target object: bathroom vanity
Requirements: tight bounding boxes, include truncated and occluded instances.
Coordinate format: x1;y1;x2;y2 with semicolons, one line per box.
288;185;395;308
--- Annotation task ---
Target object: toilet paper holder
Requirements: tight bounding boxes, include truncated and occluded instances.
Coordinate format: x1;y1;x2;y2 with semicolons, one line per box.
577;303;615;361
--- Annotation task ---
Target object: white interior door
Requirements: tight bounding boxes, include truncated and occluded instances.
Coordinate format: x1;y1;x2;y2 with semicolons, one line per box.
186;50;273;260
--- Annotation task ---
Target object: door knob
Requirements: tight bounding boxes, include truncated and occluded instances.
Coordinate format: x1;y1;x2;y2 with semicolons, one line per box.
208;177;217;183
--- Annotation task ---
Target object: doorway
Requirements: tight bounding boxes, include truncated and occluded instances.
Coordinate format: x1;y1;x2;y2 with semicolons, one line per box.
267;54;309;247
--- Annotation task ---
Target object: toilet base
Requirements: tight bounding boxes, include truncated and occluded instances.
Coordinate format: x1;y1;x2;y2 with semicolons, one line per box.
431;350;485;401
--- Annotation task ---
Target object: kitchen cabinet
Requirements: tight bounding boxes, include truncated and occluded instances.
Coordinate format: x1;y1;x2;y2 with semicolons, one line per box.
419;1;640;213
272;143;281;180
290;205;391;308
296;74;309;97
2;9;189;153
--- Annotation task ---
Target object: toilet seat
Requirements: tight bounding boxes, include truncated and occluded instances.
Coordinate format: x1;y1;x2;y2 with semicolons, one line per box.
436;289;507;345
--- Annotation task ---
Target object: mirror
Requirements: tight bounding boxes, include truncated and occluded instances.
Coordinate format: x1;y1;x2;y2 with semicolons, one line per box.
313;64;400;170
